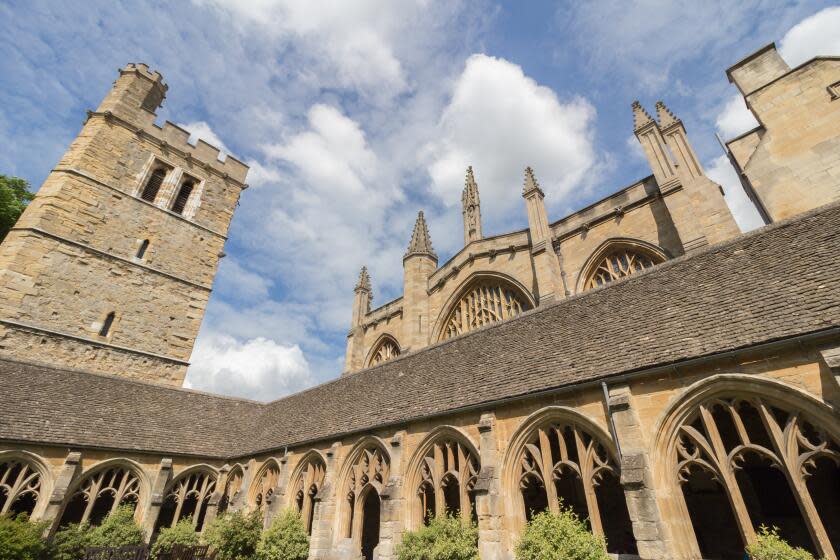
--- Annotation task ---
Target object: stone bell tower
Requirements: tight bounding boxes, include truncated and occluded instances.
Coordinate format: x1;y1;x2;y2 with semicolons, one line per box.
0;63;249;386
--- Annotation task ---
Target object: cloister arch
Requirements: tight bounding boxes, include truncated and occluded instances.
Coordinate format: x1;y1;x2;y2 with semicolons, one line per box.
288;450;327;534
154;465;218;533
502;406;637;556
217;464;245;514
0;450;52;519
652;374;840;560
58;458;150;527
248;459;282;510
575;237;667;293
404;426;480;529
336;437;390;560
432;272;536;342
365;334;401;368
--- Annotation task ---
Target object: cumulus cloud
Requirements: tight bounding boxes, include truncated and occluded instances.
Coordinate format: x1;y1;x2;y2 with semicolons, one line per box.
184;332;313;401
179;121;230;158
706;155;765;232
715;95;759;139
424;54;597;230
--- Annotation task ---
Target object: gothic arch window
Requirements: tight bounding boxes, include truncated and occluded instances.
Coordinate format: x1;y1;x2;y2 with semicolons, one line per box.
249;461;280;510
155;468;217;533
339;441;389;560
409;432;479;527
217;465;244;514
59;464;144;527
367;335;400;367
141;167;167;203
437;276;533;341
578;239;666;292
669;392;840;558
171;179;195;215
290;454;326;535
507;410;637;556
0;455;48;517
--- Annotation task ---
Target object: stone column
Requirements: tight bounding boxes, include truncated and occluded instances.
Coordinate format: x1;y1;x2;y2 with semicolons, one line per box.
230;459;255;512
265;452;291;527
309;443;341;560
474;412;505;560
377;432;407;560
607;383;676;560
141;458;173;541
41;451;82;536
203;465;229;528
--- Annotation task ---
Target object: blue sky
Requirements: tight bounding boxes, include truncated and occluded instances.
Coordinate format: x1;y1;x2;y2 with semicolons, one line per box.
3;1;839;400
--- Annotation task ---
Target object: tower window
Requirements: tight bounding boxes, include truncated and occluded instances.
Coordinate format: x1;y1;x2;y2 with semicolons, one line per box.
99;312;115;337
136;239;150;259
141;168;166;203
171;180;194;215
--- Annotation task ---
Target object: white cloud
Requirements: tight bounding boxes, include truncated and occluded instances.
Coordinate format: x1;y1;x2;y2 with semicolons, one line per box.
779;7;840;66
179;121;230;159
215;257;273;303
185;332;313;401
424;54;597;229
715;95;759;139
706;155;765;232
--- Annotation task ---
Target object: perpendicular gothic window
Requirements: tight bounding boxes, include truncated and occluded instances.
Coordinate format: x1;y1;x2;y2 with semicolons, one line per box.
292;455;326;535
415;438;478;526
59;467;142;527
141;168;167;203
154;470;217;533
0;458;43;516
368;336;400;367
341;443;389;560
250;462;280;509
585;248;661;289
439;280;532;341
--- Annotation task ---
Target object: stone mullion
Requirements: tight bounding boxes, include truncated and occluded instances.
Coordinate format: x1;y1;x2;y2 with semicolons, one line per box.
433;444;445;517
698;405;755;546
759;406;836;560
538;428;559;512
457;445;470;525
171;484;184;526
576;433;603;538
81;475;102;524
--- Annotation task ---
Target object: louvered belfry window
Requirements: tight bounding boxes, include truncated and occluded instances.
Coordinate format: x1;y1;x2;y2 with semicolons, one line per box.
141;168;166;203
171;181;194;215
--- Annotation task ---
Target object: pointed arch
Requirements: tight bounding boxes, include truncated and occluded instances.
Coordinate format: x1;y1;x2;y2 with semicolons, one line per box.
288;450;328;534
248;458;282;510
432;271;536;342
365;334;401;368
404;426;480;529
58;458;150;527
155;464;218;533
575;237;668;293
336;436;390;549
0;450;53;519
652;374;840;560
218;463;246;514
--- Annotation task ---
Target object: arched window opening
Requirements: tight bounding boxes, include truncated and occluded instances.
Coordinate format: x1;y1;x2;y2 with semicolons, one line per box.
59;467;141;527
673;396;840;559
439;279;532;341
99;312;115;337
154;471;216;534
343;445;389;550
515;421;636;556
360;490;380;560
171;180;194;215
141;168;166;203
0;459;43;516
414;438;478;526
291;455;326;535
217;467;243;514
136;239;150;260
251;463;280;510
368;337;400;367
584;247;662;290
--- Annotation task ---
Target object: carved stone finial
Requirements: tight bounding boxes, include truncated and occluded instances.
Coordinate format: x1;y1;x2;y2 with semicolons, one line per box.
462;166;480;207
522;166;543;197
632;100;655;132
655;100;680;129
462;166;482;244
405;210;437;260
355;266;371;292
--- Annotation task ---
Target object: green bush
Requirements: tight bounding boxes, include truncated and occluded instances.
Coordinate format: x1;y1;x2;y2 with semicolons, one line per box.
746;526;820;560
396;515;478;560
515;506;608;560
87;505;145;548
151;517;200;559
202;510;263;560
256;509;308;560
51;523;93;560
0;514;50;560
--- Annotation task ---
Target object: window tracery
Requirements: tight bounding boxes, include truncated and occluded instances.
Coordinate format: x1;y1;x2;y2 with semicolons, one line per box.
343;446;389;540
292;456;326;534
0;459;43;516
415;439;478;525
368;337;400;367
156;470;216;532
440;281;531;340
251;463;280;509
217;467;243;514
60;467;141;526
674;396;840;558
585;248;660;289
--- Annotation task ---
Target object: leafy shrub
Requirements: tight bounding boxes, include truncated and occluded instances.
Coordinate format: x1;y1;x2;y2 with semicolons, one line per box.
515;505;608;560
396;515;478;560
746;526;820;560
202;510;263;560
256;509;308;560
0;514;50;560
87;505;145;548
51;523;93;560
151;517;200;559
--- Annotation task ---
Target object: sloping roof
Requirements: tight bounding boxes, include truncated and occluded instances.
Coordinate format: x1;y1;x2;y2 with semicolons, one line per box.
2;202;840;459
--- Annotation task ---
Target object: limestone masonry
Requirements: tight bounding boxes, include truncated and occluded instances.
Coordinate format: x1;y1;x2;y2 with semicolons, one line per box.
1;41;839;560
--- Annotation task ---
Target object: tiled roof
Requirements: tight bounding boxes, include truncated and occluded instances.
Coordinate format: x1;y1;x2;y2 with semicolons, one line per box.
3;202;840;458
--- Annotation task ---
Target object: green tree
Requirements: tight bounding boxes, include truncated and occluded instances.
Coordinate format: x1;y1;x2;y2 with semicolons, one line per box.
257;509;309;560
202;510;263;560
746;526;820;560
87;505;145;548
0;514;50;560
51;523;93;560
151;517;200;559
0;175;34;242
396;515;478;560
515;504;608;560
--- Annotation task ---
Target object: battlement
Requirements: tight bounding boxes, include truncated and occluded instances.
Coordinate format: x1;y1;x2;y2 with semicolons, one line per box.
151;120;250;184
120;62;167;89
